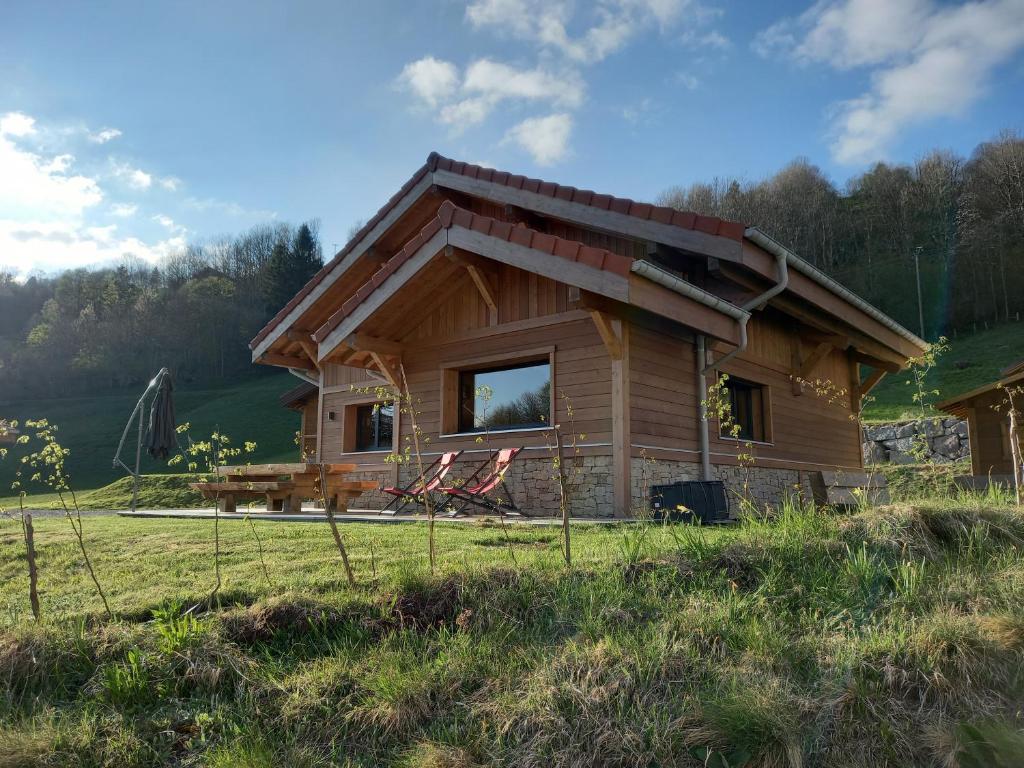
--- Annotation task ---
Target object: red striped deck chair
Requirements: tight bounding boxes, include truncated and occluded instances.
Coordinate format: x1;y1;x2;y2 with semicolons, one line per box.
379;450;463;515
439;447;523;517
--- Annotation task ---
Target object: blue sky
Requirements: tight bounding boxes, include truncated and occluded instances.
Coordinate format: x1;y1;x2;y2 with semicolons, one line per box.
2;0;1023;278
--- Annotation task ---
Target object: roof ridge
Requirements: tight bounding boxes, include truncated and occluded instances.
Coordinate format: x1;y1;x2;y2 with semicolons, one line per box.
429;152;747;242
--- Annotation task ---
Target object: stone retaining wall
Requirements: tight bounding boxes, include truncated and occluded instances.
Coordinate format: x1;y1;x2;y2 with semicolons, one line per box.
862;418;969;465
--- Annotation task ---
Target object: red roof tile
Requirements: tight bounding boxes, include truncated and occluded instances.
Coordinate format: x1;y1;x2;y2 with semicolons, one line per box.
310;201;635;344
254;151;747;352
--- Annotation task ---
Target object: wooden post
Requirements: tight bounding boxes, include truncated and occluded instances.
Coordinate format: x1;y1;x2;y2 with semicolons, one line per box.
555;427;571;566
24;513;40;621
611;318;631;517
1010;405;1022;506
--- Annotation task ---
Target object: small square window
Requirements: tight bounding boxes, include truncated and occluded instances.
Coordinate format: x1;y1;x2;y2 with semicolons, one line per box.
721;378;768;443
355;403;393;451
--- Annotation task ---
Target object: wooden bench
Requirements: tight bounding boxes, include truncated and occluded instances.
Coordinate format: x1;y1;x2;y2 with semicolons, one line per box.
811;470;890;507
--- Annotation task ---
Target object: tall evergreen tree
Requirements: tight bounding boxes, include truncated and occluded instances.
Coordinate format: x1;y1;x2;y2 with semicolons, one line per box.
261;223;323;314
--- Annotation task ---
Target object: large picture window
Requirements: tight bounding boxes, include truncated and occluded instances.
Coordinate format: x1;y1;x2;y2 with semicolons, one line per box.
355;403;393;451
721;377;769;443
458;360;551;432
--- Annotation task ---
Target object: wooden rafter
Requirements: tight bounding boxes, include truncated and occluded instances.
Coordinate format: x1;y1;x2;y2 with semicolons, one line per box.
797;342;833;382
259;352;315;371
590;310;624;361
287;330;321;370
345;332;403;357
851;350;901;373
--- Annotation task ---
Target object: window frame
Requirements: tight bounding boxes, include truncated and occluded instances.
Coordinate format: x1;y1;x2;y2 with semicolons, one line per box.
439;346;556;438
718;375;773;445
348;401;394;453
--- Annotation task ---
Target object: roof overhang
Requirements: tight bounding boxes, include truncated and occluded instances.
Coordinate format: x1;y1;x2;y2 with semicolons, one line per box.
313;202;748;363
937;367;1024;418
252;152;927;368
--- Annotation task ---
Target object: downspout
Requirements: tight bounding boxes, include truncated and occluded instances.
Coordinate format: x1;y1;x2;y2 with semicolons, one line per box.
695;249;788;480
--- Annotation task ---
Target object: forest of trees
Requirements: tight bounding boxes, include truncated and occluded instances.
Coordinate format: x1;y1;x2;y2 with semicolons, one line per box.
659;130;1024;340
0;222;322;399
0;129;1021;402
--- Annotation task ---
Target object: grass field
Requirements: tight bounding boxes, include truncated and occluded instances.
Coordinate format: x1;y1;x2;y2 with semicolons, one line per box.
0;372;302;501
863;321;1024;422
1;497;1022;767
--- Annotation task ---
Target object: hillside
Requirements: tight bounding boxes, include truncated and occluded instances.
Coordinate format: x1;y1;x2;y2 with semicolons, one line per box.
861;322;1024;422
0;372;303;495
1;501;1021;766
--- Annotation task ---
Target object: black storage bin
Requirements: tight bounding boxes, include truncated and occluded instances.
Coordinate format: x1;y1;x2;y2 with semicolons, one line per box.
650;481;729;523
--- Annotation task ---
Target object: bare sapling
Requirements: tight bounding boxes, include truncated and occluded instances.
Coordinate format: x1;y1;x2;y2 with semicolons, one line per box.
906;338;949;463
2;424;41;620
703;375;759;516
170;423;257;606
396;364;438;573
23;419;111;618
316;461;356;587
543;391;584;566
994;384;1023;506
473;384;518;566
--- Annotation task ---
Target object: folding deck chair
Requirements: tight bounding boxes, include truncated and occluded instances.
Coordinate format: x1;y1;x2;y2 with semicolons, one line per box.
378;450;463;515
438;447;523;517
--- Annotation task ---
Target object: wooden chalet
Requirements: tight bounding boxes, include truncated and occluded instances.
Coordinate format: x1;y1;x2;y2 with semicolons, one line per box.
938;360;1023;481
251;153;928;516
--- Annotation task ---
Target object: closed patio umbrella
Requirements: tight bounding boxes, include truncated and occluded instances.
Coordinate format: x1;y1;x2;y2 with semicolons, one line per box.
144;373;178;460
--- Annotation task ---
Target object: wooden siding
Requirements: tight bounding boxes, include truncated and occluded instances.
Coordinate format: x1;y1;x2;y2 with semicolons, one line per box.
629;311;863;471
964;390;1015;476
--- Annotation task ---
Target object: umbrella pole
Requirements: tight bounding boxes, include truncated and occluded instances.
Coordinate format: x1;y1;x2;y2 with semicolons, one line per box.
132;406;143;514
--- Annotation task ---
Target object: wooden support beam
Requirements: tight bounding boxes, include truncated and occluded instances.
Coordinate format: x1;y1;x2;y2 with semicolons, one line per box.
860;367;887;397
850;350;901;373
611;318;631;518
791;338;804;396
797;341;833;383
345;332;404;357
369;352;401;389
259;353;315;371
590;310;623;361
465;264;498;324
849;360;862;416
287;331;320;370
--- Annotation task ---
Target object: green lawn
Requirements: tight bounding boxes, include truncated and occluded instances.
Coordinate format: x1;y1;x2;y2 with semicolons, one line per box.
0;372;302;503
1;501;1022;766
863;321;1024;422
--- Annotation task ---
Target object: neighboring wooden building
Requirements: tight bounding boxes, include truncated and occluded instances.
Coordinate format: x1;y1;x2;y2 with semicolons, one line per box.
938;361;1024;479
253;153;927;516
280;381;318;459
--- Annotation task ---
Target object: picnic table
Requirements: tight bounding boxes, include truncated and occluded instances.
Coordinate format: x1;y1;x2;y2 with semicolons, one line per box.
189;463;378;514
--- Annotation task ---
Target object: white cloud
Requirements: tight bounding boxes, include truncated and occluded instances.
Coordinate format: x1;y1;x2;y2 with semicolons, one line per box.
0;112;36;137
0;113;103;222
158;176;182;191
398;56;460;108
0;111;189;278
503;113;573;164
402;56;585;131
465;0;705;63
88;127;122;144
755;0;1024;164
110;203;138;218
183;197;277;219
112;161;153;189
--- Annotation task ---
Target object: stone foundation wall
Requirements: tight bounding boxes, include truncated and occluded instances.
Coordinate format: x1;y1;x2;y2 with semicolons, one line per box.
632;457;812;516
862;418;969;465
367;452;821;517
344;467;393;510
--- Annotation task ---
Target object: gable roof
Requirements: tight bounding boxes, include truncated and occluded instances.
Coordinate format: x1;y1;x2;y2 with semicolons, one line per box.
252;151;927;364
